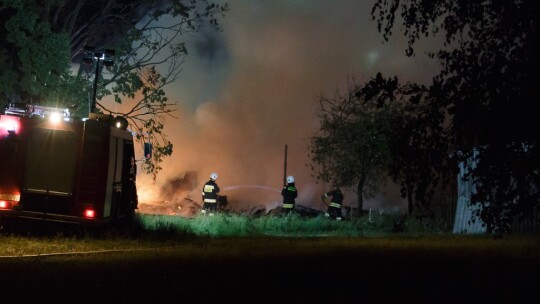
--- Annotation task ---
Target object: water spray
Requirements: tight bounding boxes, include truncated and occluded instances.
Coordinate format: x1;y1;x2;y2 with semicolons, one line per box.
223;185;281;193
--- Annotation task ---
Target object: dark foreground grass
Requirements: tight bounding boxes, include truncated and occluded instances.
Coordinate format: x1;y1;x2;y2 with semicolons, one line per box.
1;213;539;302
1;233;539;302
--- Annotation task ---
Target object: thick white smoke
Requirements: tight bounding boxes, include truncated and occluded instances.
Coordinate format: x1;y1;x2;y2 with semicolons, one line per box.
134;1;441;214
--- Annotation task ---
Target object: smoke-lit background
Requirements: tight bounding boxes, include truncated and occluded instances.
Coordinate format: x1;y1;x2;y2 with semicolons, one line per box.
134;0;442;214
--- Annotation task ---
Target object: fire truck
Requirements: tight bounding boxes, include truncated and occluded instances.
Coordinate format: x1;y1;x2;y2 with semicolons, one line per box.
0;103;139;228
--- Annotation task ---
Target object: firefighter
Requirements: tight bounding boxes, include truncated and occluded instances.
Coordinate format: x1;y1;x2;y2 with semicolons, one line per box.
321;185;344;220
281;175;297;214
201;172;220;216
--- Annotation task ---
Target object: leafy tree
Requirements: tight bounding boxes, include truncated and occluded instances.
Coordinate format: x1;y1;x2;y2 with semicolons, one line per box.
371;0;539;233
0;1;74;105
368;74;455;216
308;77;394;214
0;0;229;180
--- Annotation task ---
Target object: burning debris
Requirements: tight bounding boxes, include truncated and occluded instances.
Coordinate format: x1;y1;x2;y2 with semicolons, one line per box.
136;171;326;218
137;172;201;217
136;171;282;217
138;198;201;217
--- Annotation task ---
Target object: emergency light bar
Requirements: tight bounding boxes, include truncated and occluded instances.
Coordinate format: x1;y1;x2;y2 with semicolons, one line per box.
3;103;71;120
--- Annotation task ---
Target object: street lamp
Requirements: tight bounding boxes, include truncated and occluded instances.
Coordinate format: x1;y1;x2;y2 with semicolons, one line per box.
82;46;115;115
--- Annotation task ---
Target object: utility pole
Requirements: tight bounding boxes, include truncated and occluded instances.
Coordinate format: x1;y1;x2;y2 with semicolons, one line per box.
283;144;288;187
82;47;115;115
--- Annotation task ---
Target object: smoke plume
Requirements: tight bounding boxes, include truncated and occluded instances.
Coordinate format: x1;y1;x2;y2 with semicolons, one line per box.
135;1;441;215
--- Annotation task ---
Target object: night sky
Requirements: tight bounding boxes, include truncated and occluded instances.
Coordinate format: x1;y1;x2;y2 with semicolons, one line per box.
134;0;443;212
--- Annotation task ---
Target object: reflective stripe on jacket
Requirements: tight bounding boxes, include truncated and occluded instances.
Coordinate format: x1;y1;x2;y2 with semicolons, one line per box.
329;202;341;208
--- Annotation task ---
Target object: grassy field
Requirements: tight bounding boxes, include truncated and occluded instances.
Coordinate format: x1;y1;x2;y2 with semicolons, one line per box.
1;212;539;302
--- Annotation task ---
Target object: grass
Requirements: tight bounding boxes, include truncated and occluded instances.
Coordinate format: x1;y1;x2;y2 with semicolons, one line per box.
0;211;535;257
1;212;539;302
134;209;451;237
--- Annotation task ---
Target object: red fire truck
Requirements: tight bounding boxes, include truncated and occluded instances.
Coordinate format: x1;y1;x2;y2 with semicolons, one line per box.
0;103;138;228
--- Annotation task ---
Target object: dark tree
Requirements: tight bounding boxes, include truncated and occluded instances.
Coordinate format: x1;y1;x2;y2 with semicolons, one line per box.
372;0;539;233
355;73;454;216
309;77;395;214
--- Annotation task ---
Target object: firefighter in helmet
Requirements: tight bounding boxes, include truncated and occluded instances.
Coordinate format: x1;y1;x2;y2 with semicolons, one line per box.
201;172;220;216
281;175;297;214
321;185;344;220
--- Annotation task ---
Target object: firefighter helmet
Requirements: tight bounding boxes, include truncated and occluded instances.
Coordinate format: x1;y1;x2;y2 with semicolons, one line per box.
286;175;295;183
210;172;218;180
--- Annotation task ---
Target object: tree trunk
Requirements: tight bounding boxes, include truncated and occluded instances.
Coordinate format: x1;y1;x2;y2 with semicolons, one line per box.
407;183;414;215
357;181;364;217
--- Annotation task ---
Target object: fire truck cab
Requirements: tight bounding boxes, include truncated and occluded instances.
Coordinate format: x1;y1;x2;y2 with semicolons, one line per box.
0;103;138;228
